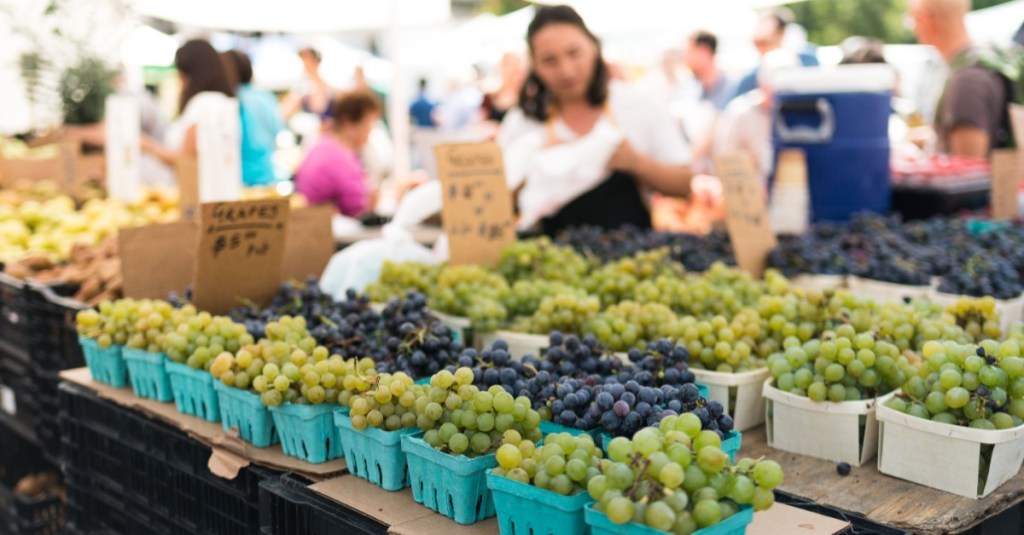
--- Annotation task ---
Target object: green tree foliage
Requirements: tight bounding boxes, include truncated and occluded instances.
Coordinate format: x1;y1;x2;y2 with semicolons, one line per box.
792;0;1015;46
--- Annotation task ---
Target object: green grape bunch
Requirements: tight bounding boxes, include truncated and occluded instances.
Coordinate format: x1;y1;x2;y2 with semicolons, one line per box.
591;416;781;534
493;432;604;496
886;339;1024;431
421;367;543;457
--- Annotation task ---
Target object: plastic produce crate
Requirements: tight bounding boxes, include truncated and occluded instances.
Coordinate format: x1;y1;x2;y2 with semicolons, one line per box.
584;503;754;535
0;348;37;434
0;271;30;358
122;348;173;402
876;402;1024;498
25;282;87;372
78;337;129;387
23;367;61;462
486;470;591;535
764;378;893;466
691;368;771;431
269;403;343;464
334;409;421;490
59;381;276;535
166;360;221;422
539;420;601;437
214;381;278;447
259;474;387;535
401;435;497;525
0;429;65;535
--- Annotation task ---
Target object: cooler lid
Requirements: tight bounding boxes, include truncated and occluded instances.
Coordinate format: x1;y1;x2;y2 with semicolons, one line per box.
773;64;896;95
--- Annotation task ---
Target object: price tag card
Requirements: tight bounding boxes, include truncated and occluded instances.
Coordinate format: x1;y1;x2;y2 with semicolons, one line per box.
991;148;1020;220
120;221;199;299
434;141;515;266
283;204;335;281
105;94;141;203
715;153;778;278
196;98;243;203
193;199;289;314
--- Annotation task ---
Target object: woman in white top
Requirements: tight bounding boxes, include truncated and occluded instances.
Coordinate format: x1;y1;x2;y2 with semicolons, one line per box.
498;5;695;236
141;39;239;175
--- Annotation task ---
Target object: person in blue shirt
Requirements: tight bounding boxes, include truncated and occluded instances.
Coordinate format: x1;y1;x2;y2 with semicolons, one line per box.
222;50;283;186
409;78;437;128
730;10;818;101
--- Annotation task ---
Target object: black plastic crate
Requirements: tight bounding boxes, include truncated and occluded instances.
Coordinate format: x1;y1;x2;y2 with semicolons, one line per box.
0;348;38;434
259;474;387;535
24;282;86;372
64;467;179;535
24;368;60;463
0;272;31;359
0;425;65;535
59;382;274;535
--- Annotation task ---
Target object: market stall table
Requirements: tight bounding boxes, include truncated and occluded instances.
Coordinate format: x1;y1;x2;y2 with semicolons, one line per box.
740;424;1024;534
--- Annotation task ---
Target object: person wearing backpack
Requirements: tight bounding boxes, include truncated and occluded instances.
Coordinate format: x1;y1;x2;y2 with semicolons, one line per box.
909;0;1015;158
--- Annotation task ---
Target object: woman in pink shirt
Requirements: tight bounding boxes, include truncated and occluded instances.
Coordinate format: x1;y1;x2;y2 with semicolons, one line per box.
295;91;381;216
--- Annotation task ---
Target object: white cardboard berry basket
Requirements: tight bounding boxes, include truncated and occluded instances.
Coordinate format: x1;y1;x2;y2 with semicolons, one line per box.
430;311;473;347
876;402;1024;499
474;330;548;360
763;378;894;466
690;368;771;431
846;276;932;305
925;289;1024;335
788;274;847;293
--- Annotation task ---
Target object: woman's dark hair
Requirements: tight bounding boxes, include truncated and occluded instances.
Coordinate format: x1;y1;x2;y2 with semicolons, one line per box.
175;39;234;113
299;47;322;64
518;5;609;122
221;50;254;86
839;37;886;65
332;90;381;127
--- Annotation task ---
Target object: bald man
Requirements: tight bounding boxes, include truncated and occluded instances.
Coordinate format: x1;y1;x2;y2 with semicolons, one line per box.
910;0;1012;158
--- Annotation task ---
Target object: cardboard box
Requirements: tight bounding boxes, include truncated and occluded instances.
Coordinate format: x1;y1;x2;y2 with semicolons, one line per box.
747;503;850;535
846;276;931;304
691;367;771;431
432;312;473;347
59;367;346;480
789;274;846;293
308;475;499;535
877;402;1024;499
475;331;548;360
764;378;892;466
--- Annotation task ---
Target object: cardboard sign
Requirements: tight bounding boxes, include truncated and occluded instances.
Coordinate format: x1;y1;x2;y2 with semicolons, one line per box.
283;205;335;281
193;199;289;314
119;221;198;299
176;157;199;221
991;149;1021;220
715;153;778;277
196;98;243;203
769;149;810;235
433;142;515;266
104;94;141;203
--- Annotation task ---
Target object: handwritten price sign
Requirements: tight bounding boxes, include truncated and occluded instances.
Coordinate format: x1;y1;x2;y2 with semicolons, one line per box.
193;199;289;313
435;142;515;266
714;153;777;278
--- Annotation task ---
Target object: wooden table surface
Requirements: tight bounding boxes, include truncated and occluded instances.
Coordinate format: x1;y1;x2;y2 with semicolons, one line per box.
740;425;1024;534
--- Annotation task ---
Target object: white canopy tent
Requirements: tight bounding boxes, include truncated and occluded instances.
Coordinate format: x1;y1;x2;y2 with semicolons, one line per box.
131;0;450;34
966;0;1024;46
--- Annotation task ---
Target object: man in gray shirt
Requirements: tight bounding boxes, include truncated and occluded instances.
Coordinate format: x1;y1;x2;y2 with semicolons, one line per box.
910;0;1012;157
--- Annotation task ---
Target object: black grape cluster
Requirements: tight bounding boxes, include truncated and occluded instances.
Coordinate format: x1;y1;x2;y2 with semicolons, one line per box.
554;225;736;272
623;339;696;387
385;320;463;377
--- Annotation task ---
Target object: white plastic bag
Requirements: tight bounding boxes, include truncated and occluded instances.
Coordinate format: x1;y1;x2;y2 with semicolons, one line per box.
320;223;439;299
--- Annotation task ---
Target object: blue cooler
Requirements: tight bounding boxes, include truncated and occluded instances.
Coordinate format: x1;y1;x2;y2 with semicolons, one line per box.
772;65;894;222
